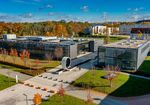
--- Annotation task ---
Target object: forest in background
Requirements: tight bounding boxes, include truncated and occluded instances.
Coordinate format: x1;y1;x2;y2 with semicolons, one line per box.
0;20;132;37
0;21;91;37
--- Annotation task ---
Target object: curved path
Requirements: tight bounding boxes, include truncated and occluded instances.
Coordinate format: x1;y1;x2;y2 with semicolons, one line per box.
66;86;150;105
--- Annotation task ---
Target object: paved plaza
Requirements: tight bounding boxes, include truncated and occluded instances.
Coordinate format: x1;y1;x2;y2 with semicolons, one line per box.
0;65;88;105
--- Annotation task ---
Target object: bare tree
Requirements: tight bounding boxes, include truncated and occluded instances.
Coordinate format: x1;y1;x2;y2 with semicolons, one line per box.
86;90;93;105
54;47;63;60
45;53;52;62
6;71;11;86
58;84;65;105
104;29;110;44
104;65;120;87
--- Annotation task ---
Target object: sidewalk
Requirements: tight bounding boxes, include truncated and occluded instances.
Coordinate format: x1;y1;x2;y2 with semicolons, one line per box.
66;86;150;105
120;72;150;80
0;68;32;81
66;86;129;105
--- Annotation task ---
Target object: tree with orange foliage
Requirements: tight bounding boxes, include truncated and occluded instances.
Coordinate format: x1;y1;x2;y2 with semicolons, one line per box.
45;31;50;36
20;50;30;66
1;49;8;61
10;48;18;64
58;84;65;105
58;84;65;96
55;24;68;37
34;59;40;67
33;93;42;105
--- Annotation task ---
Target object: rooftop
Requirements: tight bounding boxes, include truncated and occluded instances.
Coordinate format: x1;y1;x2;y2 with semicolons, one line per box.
103;40;148;49
0;35;94;46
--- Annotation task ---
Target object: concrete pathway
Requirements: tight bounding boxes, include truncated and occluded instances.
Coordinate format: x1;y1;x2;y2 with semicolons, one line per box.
66;86;129;105
66;86;150;105
120;72;150;80
0;68;32;81
0;65;88;105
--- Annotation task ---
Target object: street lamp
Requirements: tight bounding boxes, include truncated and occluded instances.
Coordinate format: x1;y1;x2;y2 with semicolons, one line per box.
23;93;28;105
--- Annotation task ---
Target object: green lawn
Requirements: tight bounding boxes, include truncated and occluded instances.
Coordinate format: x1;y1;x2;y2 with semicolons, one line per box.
0;74;16;90
41;94;96;105
73;70;150;97
138;56;150;74
0;63;24;72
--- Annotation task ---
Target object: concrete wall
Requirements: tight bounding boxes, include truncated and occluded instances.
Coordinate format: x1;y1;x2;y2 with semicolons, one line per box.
69;44;78;59
137;41;150;69
89;40;104;52
94;40;104;52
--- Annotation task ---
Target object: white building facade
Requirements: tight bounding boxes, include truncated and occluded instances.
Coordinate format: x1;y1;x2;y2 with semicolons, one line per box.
91;25;119;35
3;34;16;40
91;25;107;35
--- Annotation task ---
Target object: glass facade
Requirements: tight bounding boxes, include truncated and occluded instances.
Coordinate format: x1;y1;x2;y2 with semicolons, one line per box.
98;46;137;70
0;41;70;60
77;42;89;54
0;40;93;60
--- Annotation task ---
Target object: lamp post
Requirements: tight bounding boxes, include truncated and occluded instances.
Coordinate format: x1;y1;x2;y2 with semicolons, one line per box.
23;93;28;105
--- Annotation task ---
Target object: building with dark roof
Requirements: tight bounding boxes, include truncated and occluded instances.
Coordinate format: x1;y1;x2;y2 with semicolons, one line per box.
0;35;103;60
131;28;150;40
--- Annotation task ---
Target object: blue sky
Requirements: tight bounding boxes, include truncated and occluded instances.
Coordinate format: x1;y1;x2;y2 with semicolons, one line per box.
0;0;150;22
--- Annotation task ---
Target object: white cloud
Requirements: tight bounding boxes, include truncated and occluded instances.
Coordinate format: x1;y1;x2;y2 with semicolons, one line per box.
46;4;53;8
39;4;53;10
127;7;144;12
81;5;89;12
20;13;33;18
13;0;40;5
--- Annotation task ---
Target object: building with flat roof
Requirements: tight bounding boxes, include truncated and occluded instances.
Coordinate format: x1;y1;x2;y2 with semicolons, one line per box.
3;34;17;40
130;28;150;40
90;24;119;35
98;39;150;70
0;36;103;60
119;24;150;35
91;24;107;35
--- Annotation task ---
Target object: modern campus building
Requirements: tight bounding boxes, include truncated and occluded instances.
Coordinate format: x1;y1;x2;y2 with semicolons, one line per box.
0;34;103;60
91;24;119;35
98;20;150;70
98;39;150;70
130;28;150;40
119;22;150;35
91;25;107;35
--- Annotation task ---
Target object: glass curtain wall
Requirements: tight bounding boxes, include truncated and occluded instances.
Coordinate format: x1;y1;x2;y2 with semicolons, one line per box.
98;47;137;70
